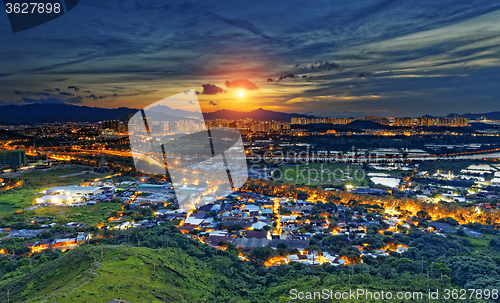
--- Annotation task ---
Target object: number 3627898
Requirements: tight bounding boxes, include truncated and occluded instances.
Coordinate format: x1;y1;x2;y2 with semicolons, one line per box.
6;3;61;14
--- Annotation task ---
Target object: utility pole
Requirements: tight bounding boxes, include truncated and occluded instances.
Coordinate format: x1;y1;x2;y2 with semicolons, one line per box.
427;270;429;292
312;251;315;277
348;264;351;286
421;257;424;276
101;243;104;262
431;262;434;279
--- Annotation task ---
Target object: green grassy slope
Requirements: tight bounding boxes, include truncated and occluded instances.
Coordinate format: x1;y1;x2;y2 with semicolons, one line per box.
0;245;225;303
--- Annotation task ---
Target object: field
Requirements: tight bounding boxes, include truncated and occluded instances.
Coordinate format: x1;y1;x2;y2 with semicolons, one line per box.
276;163;369;187
0;165;120;218
30;202;124;225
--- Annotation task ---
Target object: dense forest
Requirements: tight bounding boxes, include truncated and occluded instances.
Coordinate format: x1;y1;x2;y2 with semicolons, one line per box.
0;220;498;302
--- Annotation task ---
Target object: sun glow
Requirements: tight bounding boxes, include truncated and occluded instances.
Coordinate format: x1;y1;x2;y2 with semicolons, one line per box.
237;90;245;98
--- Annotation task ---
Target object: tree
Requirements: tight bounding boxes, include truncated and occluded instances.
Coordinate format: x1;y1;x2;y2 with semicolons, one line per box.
276;242;288;250
416;211;430;220
227;224;243;233
279;208;292;215
250;246;274;261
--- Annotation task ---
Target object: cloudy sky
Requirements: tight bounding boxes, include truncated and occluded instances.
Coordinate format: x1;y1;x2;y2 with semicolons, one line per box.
2;0;500;117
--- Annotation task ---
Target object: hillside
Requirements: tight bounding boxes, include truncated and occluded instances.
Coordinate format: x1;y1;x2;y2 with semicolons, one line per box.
0;246;226;303
0;104;137;124
0;129;27;140
0;222;495;303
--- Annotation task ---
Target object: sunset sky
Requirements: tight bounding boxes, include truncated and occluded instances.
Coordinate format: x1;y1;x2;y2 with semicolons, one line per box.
2;0;500;117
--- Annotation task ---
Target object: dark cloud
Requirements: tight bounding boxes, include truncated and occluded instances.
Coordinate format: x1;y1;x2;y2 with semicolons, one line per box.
278;74;296;81
14;90;51;97
224;79;259;90
201;84;226;95
356;72;372;78
313;61;340;70
59;92;75;96
294;61;341;71
86;94;98;100
267;78;274;82
68;86;80;92
51;78;69;82
209;100;218;106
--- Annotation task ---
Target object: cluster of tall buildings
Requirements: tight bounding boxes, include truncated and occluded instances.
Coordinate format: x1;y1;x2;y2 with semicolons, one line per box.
250;121;290;133
392;116;468;127
291;117;357;125
206;119;290;134
98;120;125;134
150;119;204;133
291;116;468;127
126;117;204;134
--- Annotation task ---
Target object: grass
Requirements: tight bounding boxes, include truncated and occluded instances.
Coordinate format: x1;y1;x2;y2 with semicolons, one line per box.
30;202;124;225
0;165;115;217
0;245;224;303
0;187;40;214
277;163;369;186
468;236;488;247
13;165;110;186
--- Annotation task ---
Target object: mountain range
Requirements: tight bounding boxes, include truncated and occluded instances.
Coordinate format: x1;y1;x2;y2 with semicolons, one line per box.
0;104;315;124
0;104;138;124
0;103;499;124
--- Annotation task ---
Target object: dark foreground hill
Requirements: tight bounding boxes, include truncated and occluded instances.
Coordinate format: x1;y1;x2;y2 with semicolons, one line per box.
0;245;225;303
0;129;27;140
